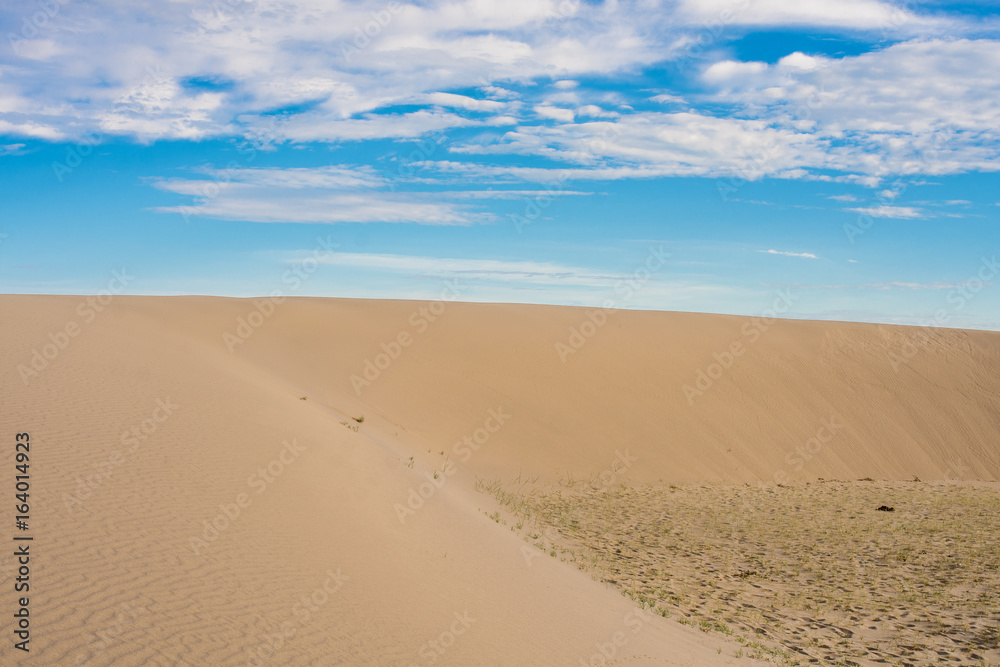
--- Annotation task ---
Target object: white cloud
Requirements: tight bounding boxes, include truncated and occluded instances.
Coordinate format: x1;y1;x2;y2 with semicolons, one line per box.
534;105;575;122
0;0;680;142
702;60;768;84
453;112;828;180
269;109;479;143
848;205;924;219
155;166;386;192
764;280;993;290
864;281;983;290
702;39;1000;177
648;93;685;105
440;189;593;199
150;165;592;224
157;191;480;225
11;38;63;61
675;0;932;30
759;249;818;259
424;92;506;112
305;252;623;287
152;164;474;225
777;52;821;71
415;160;698;183
0;119;64;140
576;104;618;118
449;39;1000;185
0;0;994;190
828;194;859;202
481;86;520;100
0;143;27;155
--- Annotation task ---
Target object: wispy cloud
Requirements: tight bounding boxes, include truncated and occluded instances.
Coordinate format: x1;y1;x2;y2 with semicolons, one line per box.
150;165;592;224
300;251;624;287
847;205;924;219
0;143;28;156
675;0;941;30
766;281;992;290
759;249;818;259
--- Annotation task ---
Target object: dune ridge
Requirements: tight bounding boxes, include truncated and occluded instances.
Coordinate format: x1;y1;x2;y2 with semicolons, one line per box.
2;294;998;665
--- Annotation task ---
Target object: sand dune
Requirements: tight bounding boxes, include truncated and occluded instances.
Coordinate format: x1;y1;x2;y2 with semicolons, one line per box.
1;294;997;665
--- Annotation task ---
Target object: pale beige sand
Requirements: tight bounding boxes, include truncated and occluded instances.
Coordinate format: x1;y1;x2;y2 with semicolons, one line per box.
1;294;997;665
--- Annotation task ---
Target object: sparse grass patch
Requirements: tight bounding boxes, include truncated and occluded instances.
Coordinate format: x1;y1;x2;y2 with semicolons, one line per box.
478;479;1000;665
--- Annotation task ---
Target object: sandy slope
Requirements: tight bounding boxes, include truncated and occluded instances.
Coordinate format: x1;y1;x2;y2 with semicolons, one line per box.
1;294;997;665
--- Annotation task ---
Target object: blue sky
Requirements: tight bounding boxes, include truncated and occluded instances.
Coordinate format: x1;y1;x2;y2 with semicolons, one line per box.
1;0;999;329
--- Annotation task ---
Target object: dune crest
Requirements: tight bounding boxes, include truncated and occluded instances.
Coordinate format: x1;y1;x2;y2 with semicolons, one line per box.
2;295;996;665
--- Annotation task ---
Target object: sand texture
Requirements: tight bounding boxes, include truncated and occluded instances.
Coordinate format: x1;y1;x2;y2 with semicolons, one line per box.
1;295;998;665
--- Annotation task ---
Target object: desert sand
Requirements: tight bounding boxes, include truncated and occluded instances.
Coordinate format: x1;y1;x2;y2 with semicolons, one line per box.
1;294;998;665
